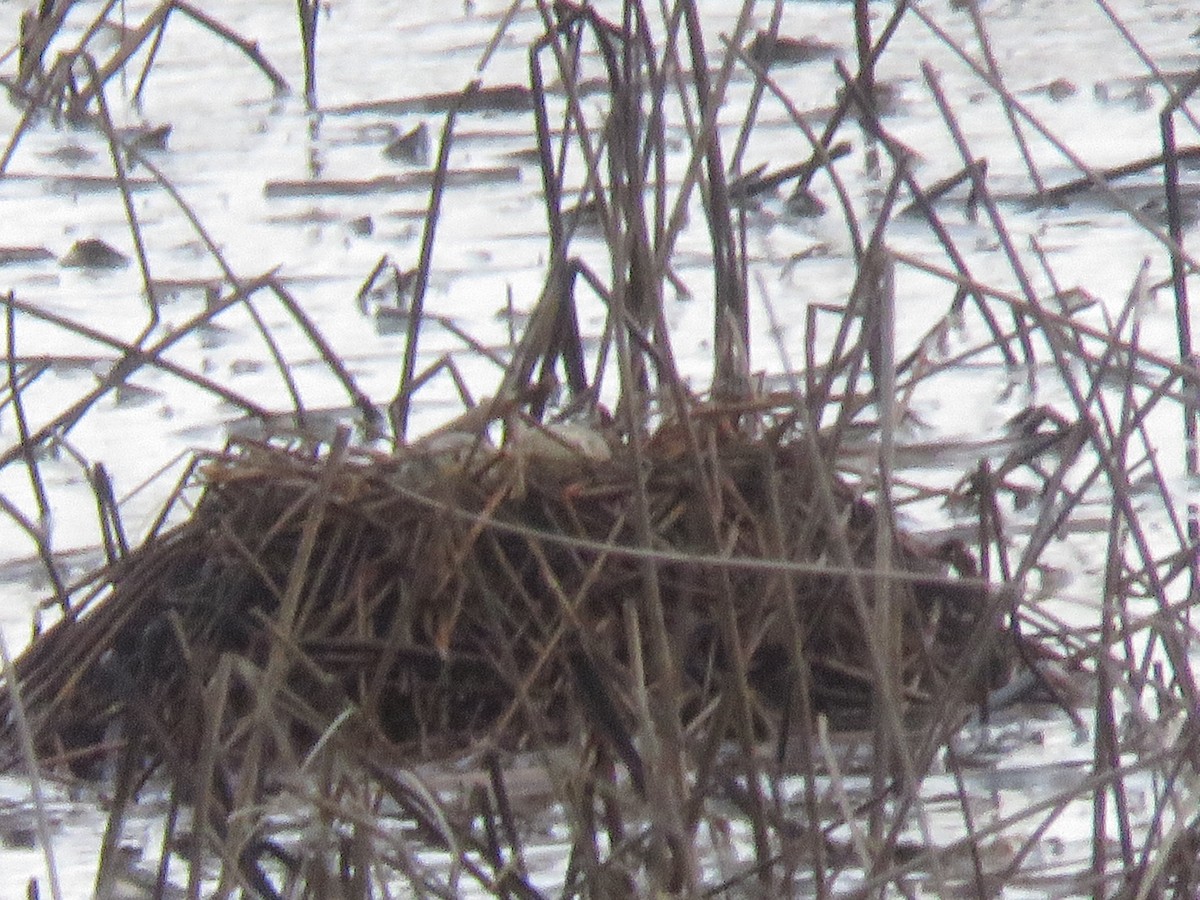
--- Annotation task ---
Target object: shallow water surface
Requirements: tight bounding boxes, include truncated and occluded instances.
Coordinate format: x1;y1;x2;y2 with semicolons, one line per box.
0;0;1198;895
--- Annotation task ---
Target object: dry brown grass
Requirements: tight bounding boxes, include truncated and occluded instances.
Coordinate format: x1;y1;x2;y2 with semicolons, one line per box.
0;0;1198;897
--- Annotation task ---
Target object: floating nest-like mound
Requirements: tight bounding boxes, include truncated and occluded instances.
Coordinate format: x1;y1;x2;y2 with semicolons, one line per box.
3;415;1007;784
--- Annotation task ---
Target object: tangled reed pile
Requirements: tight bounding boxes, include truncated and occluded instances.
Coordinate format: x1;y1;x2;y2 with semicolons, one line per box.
6;406;1002;788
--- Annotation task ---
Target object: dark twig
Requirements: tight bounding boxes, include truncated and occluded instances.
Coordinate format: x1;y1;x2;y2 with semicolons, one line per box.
391;80;478;443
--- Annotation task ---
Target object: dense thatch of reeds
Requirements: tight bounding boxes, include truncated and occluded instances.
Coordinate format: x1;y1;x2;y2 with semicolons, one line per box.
4;407;1020;896
11;404;1004;771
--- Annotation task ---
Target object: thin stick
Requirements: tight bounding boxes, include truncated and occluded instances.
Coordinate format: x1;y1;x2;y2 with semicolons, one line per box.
963;0;1044;193
70;0;287;114
392;81;478;442
81;52;159;329
1041;145;1200;204
297;0;319;107
907;1;1191;259
0;631;63;900
1160;71;1200;476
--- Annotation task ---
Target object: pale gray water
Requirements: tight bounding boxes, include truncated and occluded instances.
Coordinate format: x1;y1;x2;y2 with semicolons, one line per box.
0;0;1197;895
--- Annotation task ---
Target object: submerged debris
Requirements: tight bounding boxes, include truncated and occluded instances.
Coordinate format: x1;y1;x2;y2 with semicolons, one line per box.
0;246;54;265
59;237;129;269
747;31;839;67
384;121;431;164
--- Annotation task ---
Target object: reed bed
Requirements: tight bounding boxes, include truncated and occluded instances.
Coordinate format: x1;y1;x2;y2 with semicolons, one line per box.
0;0;1197;898
9;404;1007;893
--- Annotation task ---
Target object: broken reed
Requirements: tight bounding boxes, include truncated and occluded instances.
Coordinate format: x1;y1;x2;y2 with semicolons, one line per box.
0;0;1197;897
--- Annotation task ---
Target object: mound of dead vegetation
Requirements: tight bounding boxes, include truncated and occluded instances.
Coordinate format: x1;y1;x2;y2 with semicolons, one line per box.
3;402;1009;792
